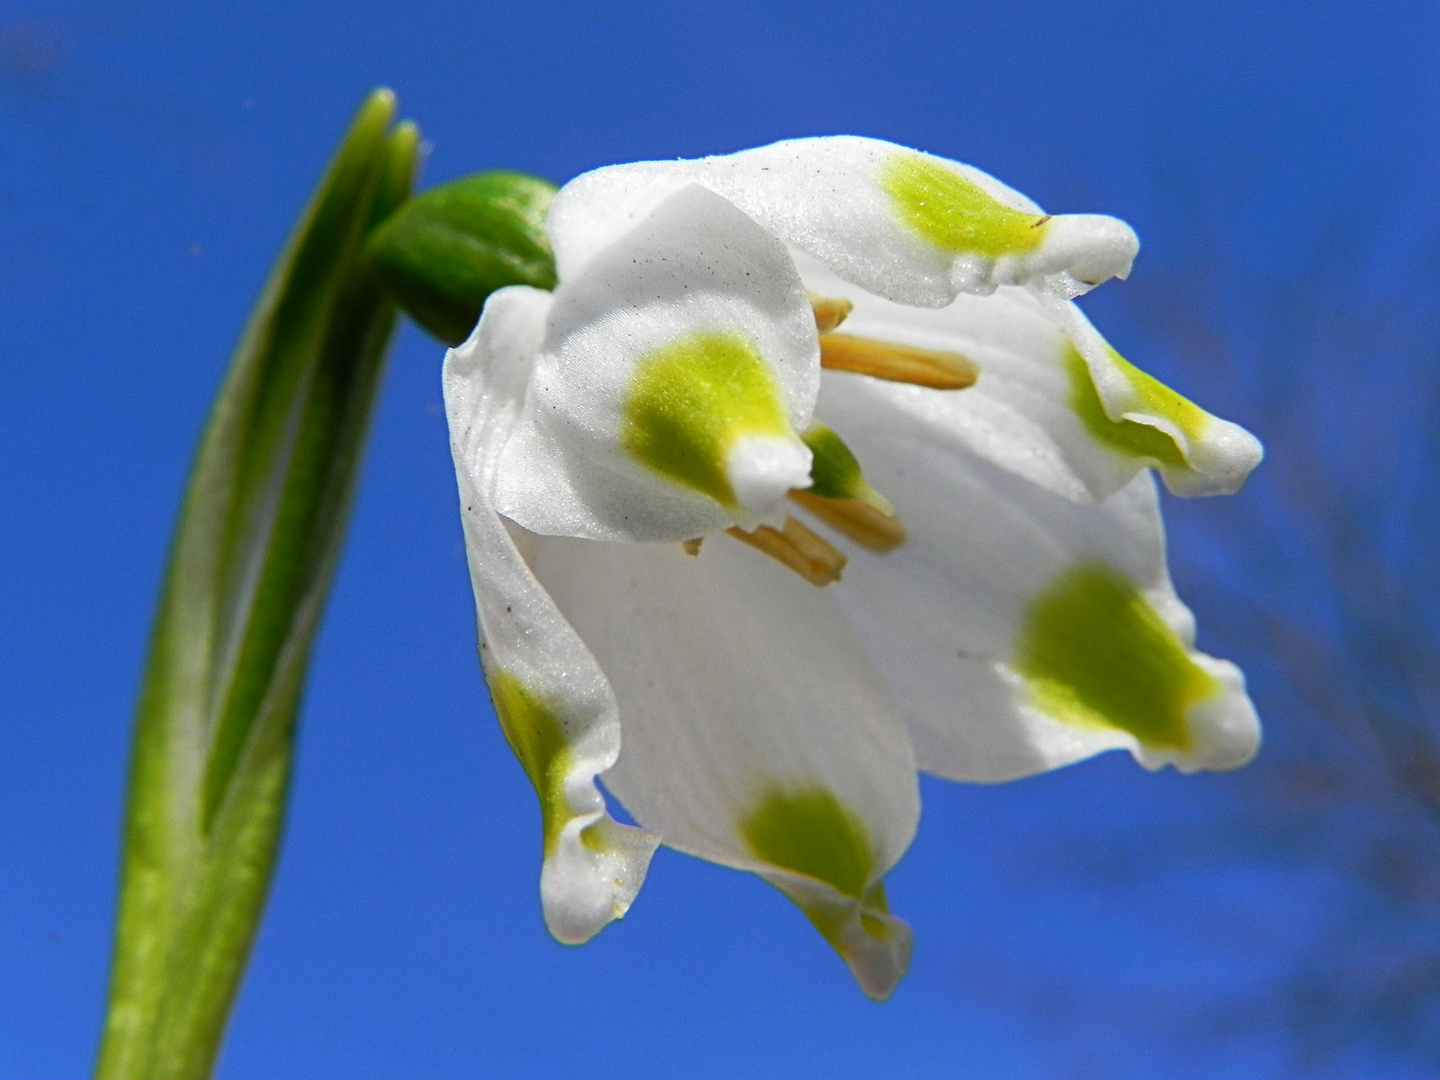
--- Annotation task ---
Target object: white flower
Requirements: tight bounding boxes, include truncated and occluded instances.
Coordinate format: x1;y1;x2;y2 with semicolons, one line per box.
442;136;1263;1000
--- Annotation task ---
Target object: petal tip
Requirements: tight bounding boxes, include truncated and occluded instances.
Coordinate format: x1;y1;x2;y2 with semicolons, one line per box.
727;434;813;522
1180;658;1263;772
760;869;915;1000
1159;418;1265;497
840;910;915;1001
1124;656;1262;774
1042;213;1140;292
540;818;662;945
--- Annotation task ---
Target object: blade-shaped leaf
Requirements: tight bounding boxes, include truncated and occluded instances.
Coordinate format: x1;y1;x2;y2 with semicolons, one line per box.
95;91;419;1080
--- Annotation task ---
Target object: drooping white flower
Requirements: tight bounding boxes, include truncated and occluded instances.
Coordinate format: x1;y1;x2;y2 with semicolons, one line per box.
443;136;1263;1000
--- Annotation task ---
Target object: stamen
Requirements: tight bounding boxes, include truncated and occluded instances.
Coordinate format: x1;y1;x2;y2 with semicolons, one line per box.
726;516;847;587
819;332;979;390
681;538;704;556
789;490;907;553
808;294;855;333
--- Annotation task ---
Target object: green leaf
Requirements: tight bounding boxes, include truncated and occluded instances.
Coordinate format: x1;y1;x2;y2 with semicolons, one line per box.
366;170;559;345
95;91;419;1080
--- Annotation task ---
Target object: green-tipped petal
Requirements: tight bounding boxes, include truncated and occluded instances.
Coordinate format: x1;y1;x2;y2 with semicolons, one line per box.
1058;304;1264;497
525;528;919;998
811;384;1261;780
798;255;1262;503
549;136;1137;308
445;287;659;944
742;787;912;999
622;330;797;512
490;184;819;542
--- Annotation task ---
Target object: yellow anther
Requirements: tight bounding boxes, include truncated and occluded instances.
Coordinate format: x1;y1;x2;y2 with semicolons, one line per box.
820;332;979;390
681;537;704;556
808;293;855;333
727;516;848;587
788;490;907;553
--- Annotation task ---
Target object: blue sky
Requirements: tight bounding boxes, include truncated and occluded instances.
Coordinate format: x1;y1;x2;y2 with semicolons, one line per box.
2;1;1438;1077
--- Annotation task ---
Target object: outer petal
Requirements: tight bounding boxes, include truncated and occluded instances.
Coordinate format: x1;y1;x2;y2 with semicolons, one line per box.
550;135;1138;307
493;183;820;542
1037;292;1264;497
444;287;660;943
523;531;920;1000
806;384;1260;782
798;254;1263;501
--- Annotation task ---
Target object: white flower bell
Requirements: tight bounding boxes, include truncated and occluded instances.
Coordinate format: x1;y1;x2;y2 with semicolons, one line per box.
443;136;1263;1000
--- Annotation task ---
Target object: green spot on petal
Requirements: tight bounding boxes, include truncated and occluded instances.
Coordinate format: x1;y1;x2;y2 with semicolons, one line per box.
1065;340;1209;468
740;785;876;898
1018;561;1220;751
880;151;1049;259
791;879;896;954
740;786;902;990
622;330;793;508
858;900;893;942
488;670;573;854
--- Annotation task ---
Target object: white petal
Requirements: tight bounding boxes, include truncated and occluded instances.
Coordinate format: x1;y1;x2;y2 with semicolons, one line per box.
525;532;919;999
1039;294;1265;497
444;288;659;944
796;415;1261;782
550;135;1138;307
494;183;819;542
801;254;1263;501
